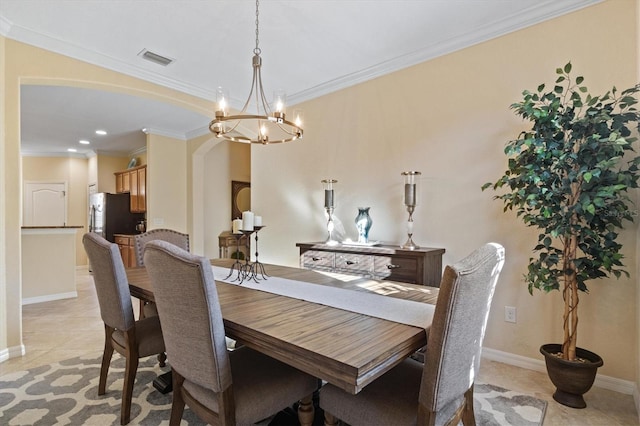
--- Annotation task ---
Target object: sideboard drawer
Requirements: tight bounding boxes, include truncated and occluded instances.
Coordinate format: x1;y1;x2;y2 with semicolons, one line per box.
335;253;373;275
302;250;334;269
373;256;417;283
297;242;445;287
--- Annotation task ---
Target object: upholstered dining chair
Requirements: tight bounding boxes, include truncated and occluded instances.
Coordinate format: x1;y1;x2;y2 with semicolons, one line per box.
134;228;190;267
82;232;166;425
143;240;319;426
319;242;505;426
133;228;190;318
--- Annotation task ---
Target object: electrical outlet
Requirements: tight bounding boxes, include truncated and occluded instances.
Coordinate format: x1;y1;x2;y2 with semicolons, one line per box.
505;306;517;323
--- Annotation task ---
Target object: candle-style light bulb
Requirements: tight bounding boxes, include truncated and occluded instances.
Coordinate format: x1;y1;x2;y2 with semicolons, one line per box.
273;90;286;115
216;87;229;115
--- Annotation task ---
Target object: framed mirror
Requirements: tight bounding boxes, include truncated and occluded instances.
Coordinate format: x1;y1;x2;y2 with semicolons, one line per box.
231;180;251;220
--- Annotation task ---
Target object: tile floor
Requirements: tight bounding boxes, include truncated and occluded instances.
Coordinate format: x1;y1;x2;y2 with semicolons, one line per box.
1;268;638;425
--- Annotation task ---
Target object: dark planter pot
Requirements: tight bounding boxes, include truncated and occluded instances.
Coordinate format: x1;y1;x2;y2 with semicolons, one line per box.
540;343;603;408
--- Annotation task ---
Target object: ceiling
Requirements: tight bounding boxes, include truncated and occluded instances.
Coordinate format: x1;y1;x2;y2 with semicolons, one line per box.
0;0;601;157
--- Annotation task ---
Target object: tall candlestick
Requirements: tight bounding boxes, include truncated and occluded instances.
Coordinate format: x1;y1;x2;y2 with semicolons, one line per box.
321;179;339;245
401;171;421;250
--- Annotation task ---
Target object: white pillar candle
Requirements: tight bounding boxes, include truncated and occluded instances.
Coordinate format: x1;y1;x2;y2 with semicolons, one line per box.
242;211;254;231
254;215;262;227
232;218;242;234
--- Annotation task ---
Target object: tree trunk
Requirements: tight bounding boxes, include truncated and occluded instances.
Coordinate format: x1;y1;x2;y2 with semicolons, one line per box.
562;233;579;361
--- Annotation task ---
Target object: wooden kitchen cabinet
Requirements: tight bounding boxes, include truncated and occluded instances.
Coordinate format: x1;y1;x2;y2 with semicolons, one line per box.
115;165;146;213
114;234;137;267
296;242;445;287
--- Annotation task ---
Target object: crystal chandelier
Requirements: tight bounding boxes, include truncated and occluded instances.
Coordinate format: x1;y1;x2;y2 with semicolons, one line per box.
209;0;303;144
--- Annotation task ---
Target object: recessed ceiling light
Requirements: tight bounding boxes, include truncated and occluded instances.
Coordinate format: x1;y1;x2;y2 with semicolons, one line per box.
95;130;107;135
67;148;77;152
79;140;90;145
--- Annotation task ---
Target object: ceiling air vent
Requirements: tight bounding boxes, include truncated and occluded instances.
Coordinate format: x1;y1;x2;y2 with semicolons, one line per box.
138;49;174;66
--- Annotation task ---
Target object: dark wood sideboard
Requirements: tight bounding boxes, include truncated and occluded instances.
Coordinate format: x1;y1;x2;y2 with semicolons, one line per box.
296;242;445;287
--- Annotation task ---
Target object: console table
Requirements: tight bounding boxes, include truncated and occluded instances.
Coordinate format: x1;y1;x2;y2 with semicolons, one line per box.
296;242;445;287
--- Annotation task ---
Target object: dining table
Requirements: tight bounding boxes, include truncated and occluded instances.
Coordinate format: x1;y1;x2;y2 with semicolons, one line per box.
126;258;440;395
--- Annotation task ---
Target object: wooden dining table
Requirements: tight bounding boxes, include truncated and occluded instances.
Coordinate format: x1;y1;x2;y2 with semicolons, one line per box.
127;258;439;395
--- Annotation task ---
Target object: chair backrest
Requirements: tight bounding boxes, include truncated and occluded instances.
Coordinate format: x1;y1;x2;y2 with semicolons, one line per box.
143;240;232;393
134;228;190;266
82;232;135;331
419;243;505;416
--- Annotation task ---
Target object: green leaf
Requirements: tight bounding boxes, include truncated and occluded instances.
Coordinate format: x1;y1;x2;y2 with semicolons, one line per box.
583;172;592;183
564;62;572;73
576;76;584;84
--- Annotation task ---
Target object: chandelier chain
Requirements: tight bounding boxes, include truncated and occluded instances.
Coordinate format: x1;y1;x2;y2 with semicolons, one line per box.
254;0;261;55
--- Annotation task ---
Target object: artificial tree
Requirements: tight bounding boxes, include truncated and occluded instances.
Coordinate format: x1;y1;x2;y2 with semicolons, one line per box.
483;62;640;362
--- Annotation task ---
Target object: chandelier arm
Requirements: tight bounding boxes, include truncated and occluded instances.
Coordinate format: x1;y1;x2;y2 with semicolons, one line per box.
271;120;296;135
256;68;272;116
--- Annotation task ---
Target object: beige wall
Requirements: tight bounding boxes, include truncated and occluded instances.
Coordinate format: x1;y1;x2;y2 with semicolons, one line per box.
252;0;638;382
202;140;251;259
146;133;188;233
96;155;129;193
0;32;8;357
186;135;251;258
0;38;213;361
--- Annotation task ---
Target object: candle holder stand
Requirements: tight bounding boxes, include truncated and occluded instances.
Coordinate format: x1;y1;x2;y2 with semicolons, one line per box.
251;226;269;279
400;171;421;250
224;232;246;281
401;205;419;250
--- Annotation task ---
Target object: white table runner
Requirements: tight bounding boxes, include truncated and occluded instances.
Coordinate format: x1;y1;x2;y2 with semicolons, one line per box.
212;266;434;329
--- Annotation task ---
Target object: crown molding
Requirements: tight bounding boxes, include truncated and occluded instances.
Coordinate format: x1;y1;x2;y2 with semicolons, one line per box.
3;21;215;101
288;0;603;105
2;0;602;108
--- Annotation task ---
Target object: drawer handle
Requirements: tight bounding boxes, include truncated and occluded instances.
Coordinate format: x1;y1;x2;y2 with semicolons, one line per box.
387;264;401;270
311;257;322;262
345;260;359;265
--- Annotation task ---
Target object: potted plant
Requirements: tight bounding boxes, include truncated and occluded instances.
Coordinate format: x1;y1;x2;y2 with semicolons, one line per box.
483;63;640;408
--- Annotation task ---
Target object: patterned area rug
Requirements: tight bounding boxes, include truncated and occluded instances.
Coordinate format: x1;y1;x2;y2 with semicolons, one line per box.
0;353;547;425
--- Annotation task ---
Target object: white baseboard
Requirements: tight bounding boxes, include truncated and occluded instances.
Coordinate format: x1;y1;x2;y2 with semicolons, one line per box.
0;344;26;363
22;291;77;305
482;347;636;395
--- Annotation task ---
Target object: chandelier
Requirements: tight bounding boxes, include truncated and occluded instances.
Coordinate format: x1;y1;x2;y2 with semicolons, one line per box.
209;0;303;144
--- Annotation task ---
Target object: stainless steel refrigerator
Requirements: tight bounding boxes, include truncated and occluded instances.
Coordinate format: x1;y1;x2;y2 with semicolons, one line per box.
88;192;144;243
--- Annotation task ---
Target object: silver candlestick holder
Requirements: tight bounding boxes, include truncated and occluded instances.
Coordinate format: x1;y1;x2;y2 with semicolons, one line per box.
322;179;339;246
401;171;421;250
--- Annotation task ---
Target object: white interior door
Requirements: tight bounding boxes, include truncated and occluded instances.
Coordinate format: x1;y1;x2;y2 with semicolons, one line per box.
24;182;67;226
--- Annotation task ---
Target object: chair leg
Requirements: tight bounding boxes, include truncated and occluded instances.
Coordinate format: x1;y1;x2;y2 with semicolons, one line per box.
139;300;146;319
99;325;115;395
461;386;476;426
158;352;167;368
297;393;314;426
170;371;186;426
324;410;338;426
120;329;140;425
